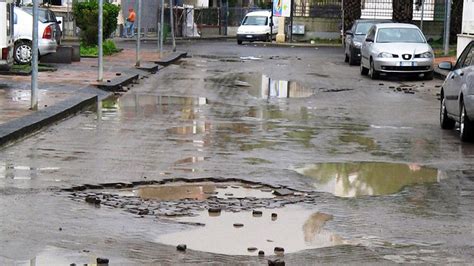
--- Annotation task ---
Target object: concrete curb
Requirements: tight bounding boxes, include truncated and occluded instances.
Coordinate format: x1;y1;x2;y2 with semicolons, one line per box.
97;73;140;92
0;90;101;147
155;51;188;66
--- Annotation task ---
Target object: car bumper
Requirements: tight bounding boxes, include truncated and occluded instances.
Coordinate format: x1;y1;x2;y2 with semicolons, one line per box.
237;33;268;42
373;57;433;73
350;47;361;60
38;39;57;56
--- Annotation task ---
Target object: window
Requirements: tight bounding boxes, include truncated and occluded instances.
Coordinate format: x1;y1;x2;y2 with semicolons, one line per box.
355;23;375;35
455;42;474;70
376;28;425;43
366;26;376;40
242;16;268;26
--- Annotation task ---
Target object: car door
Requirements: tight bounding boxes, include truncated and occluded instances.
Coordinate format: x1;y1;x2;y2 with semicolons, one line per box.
444;42;474;117
361;26;376;68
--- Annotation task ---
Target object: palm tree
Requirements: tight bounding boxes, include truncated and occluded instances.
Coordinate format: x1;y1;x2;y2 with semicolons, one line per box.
392;0;414;23
343;0;361;31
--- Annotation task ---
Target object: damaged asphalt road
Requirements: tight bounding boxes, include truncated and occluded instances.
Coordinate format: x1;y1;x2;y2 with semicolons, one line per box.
1;41;474;265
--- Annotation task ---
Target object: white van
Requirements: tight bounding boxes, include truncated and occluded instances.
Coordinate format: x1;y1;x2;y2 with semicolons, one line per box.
237;10;277;45
0;0;14;70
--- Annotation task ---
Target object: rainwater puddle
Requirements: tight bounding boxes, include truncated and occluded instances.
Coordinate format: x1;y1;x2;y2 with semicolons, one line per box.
208;73;315;99
7;246;105;266
294;162;441;197
112;182;275;201
155;205;346;256
100;94;207;119
0;162;60;180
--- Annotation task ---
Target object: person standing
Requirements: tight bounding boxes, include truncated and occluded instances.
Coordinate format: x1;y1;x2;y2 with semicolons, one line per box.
126;8;136;38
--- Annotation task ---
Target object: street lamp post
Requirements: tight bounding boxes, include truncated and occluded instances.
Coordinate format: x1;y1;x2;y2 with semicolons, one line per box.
136;0;142;67
98;0;103;82
31;0;39;110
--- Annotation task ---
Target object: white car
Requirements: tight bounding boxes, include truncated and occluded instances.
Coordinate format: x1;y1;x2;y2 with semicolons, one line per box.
360;23;434;80
439;40;474;142
13;7;58;64
236;10;278;45
0;0;14;70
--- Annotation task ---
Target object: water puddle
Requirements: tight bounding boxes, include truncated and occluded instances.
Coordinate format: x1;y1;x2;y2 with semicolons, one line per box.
0;162;60;180
207;73;315;99
100;94;207;119
294;162;441;197
155;205;346;256
111;182;275;201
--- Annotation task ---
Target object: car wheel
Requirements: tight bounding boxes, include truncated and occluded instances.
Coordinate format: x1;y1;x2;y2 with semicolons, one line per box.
344;53;349;63
348;51;356;65
423;71;434;80
360;62;368;75
369;59;379;80
440;96;455;129
14;41;33;65
460;102;474;142
237;40;243;45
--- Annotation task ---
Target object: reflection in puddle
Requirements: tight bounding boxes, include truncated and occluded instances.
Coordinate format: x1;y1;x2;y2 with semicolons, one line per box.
240;74;314;99
0;161;60;180
155;205;346;255
114;182;275;201
7;246;98;266
294;162;440;197
100;94;207;120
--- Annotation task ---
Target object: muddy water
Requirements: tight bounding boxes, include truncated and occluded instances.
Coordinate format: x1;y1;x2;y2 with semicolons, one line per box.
113;182;275;201
294;162;440;197
156;205;346;256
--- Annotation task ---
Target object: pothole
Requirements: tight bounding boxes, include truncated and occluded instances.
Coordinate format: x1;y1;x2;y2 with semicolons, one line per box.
294;162;442;198
156;205;347;256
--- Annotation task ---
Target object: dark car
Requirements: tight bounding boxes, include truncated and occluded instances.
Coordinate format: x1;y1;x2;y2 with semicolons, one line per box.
22;7;62;45
439;40;474;141
344;19;391;65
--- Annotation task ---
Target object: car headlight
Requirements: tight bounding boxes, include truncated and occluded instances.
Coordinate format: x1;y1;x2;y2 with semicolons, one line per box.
377;52;393;58
353;41;362;48
419;51;433;58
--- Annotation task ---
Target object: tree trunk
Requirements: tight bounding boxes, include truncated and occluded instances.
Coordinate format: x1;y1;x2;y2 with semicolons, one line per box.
343;0;361;31
392;0;414;23
450;0;463;43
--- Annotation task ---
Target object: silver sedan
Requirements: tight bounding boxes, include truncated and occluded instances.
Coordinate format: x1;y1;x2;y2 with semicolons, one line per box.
360;23;434;80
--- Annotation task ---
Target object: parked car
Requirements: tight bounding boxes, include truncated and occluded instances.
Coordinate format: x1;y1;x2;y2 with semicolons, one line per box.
439;40;474;142
360;23;434;80
344;19;391;65
237;10;278;45
22;7;62;45
13;7;59;64
0;0;14;71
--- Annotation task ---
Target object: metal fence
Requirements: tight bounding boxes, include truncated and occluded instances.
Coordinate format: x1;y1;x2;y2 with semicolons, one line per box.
294;0;342;18
360;0;444;21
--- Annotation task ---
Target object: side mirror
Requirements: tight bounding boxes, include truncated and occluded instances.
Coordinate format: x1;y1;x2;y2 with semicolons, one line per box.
427;37;433;43
269;22;273;27
365;37;374;42
57;20;61;24
345;30;353;36
438;61;453;71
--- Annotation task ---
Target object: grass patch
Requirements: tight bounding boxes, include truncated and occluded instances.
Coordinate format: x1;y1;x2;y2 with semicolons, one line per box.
10;63;57;73
80;39;121;57
433;48;456;58
309;37;342;45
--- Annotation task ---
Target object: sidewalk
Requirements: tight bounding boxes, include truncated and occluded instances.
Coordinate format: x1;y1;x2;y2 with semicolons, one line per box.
0;47;184;146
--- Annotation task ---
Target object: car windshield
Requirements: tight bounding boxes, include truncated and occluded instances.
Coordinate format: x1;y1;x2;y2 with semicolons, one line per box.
376;28;425;43
355;23;374;35
242;16;268;26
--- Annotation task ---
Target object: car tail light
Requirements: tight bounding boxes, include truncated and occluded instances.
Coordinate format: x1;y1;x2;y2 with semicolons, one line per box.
42;25;53;39
2;47;8;60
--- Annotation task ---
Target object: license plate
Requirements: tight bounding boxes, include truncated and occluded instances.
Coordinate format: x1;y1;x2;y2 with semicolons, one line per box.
400;61;417;67
246;35;253;38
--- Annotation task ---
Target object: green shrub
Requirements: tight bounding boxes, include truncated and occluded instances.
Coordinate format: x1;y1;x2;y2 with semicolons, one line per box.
73;0;120;46
80;39;120;57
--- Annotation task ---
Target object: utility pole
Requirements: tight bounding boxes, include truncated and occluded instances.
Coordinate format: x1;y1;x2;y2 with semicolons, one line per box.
169;0;176;52
443;0;451;56
160;0;164;56
420;0;425;32
98;0;103;82
31;0;38;110
136;0;142;67
289;0;294;42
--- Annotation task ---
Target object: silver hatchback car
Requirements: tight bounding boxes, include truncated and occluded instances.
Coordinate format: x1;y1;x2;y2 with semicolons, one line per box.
439;40;474;142
360;23;434;80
